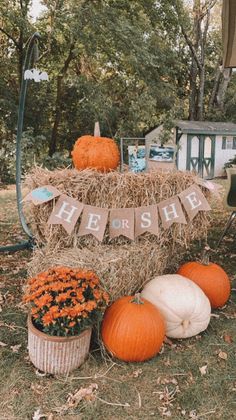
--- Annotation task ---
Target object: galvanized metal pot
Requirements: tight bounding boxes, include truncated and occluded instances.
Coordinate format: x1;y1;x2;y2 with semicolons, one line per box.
28;315;92;375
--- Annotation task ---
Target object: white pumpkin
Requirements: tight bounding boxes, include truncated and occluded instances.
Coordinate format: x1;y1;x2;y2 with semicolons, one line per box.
141;274;211;338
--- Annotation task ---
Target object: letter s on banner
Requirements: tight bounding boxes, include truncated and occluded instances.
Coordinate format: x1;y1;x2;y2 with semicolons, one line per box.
135;205;159;237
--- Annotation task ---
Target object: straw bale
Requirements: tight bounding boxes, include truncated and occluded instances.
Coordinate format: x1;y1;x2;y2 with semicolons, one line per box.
25;167;211;299
28;243;170;301
24;167;211;251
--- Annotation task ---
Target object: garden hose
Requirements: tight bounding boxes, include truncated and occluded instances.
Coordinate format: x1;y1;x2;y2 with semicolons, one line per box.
0;32;41;253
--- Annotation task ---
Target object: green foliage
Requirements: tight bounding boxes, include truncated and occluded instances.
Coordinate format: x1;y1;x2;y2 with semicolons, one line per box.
224;155;236;170
0;128;71;183
0;0;223;182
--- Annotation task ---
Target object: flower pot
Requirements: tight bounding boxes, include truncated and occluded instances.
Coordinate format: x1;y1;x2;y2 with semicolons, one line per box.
27;315;92;375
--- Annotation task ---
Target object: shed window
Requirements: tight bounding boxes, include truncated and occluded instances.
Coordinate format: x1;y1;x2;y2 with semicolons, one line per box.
222;136;235;149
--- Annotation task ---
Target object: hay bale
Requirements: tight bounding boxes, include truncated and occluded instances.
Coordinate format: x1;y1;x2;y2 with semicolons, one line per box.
24;167;210;249
28;243;169;301
25;167;211;299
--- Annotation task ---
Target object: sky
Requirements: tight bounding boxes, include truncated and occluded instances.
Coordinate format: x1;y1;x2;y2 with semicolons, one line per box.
30;0;46;21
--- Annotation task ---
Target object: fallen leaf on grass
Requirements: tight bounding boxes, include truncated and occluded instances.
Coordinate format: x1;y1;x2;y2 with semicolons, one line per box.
0;341;7;347
163;358;171;367
223;333;233;343
157;376;178;385
158;407;172;417
189;409;198;419
32;408;46;420
31;383;45;395
218;350;228;360
199;364;208;376
132;368;142;378
10;344;22;353
66;383;98;408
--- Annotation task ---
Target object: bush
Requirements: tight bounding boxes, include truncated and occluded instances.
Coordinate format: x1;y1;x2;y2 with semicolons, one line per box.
224;155;236;170
0;129;72;184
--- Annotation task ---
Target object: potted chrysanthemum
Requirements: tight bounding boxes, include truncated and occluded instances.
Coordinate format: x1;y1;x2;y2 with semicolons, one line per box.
23;266;109;375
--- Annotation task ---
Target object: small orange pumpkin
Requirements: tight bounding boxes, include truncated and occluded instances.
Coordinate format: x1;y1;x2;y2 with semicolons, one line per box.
177;261;231;309
72;122;120;172
101;294;165;362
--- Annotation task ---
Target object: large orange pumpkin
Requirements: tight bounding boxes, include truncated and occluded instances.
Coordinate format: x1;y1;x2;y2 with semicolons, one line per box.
72;123;120;172
101;294;165;362
177;261;231;309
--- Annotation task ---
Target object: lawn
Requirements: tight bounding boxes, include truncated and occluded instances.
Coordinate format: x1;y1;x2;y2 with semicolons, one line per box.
0;183;235;420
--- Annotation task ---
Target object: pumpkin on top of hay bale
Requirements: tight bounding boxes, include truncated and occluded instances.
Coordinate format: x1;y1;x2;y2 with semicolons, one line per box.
71;122;120;173
25;166;211;301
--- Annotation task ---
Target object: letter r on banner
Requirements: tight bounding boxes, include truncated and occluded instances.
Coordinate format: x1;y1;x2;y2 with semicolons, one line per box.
48;194;84;234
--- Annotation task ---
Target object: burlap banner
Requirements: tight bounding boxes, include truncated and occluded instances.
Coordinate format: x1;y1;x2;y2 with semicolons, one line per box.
78;205;109;241
135;205;159;237
158;196;187;229
25;182;211;240
47;194;84;234
23;185;61;205
178;185;211;221
109;208;135;240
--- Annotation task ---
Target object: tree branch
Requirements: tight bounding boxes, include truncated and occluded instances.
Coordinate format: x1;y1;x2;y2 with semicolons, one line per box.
0;27;20;49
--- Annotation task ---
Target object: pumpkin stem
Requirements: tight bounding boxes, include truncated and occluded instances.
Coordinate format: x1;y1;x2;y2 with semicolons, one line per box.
94;121;101;137
131;293;144;305
201;245;211;265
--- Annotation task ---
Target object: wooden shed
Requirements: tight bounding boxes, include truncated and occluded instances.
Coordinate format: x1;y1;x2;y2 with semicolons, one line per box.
145;120;236;179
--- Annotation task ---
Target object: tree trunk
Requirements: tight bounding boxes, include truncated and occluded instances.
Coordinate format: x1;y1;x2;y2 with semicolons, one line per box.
216;68;232;110
48;44;75;157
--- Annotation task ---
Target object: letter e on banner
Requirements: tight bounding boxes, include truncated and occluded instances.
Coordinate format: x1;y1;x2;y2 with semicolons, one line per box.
48;194;84;234
78;205;109;241
158;196;187;229
135;205;159;237
178;185;211;221
110;208;135;240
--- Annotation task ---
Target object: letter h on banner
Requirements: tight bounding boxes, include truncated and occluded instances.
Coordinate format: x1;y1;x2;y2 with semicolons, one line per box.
158;196;187;229
48;194;84;234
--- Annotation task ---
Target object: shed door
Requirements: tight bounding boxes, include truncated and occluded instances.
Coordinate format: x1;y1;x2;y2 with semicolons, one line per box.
187;134;215;179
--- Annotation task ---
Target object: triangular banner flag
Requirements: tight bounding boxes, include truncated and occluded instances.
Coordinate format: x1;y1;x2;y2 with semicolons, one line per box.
109;208;135;240
178;185;211;221
23;185;61;205
78;205;109;241
48;194;83;234
135;205;159;237
158;196;187;229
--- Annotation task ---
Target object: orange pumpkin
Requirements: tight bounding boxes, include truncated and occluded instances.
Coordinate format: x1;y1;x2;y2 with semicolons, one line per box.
72;123;120;172
177;262;231;309
101;294;165;362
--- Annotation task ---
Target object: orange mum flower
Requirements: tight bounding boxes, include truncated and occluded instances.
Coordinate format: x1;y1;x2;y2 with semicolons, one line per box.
24;266;109;337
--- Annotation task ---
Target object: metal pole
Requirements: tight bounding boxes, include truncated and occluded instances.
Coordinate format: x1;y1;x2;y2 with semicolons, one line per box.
0;32;41;253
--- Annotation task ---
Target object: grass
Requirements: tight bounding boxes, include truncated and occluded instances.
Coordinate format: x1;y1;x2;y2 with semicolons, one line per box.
0;182;235;419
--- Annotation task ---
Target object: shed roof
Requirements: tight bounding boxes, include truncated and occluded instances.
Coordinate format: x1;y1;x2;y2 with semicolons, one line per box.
176;120;236;135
